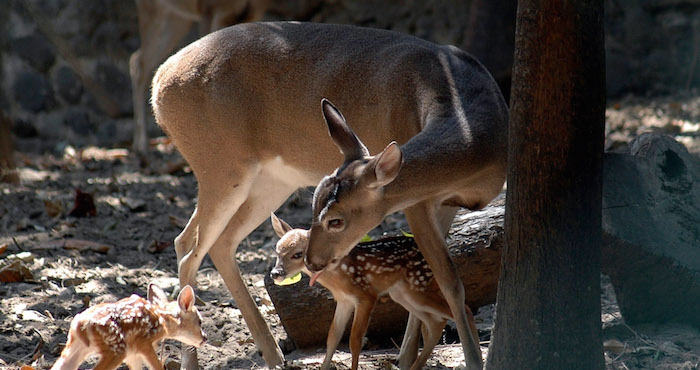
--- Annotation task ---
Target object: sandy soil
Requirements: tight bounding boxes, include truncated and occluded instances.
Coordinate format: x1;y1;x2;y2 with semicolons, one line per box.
1;93;698;369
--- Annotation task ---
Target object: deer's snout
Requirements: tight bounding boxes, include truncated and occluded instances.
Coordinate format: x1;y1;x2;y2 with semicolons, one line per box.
304;257;327;273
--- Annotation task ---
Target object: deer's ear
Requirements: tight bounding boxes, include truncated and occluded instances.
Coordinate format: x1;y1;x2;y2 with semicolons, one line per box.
178;285;196;312
365;142;403;188
271;213;293;238
321;98;369;163
147;283;169;305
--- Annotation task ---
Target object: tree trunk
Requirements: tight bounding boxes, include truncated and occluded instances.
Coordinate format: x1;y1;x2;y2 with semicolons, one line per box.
485;0;606;369
0;111;19;184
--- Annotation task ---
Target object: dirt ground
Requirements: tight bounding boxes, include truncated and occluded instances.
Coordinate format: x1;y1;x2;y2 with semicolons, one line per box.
1;93;699;369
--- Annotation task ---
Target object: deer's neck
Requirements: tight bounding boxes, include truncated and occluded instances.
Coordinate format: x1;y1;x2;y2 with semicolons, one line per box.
383;153;452;212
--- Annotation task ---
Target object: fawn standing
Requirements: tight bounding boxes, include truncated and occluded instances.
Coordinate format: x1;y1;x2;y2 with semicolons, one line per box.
270;214;481;370
51;284;206;370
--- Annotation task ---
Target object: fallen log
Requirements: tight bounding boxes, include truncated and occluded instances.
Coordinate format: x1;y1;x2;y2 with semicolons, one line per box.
265;194;505;349
602;133;700;328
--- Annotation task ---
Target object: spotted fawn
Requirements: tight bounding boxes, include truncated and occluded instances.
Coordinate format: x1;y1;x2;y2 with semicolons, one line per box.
51;284;206;370
269;214;480;370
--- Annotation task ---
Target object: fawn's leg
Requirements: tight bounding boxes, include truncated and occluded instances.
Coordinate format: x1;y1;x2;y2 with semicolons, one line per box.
321;300;354;370
398;314;421;369
50;335;90;370
410;317;447;370
92;352;126;370
398;204;458;369
138;345;162;370
404;201;482;370
349;301;376;370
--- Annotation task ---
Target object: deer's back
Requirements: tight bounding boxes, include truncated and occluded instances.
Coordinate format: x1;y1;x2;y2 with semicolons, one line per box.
152;22;504;176
73;295;162;353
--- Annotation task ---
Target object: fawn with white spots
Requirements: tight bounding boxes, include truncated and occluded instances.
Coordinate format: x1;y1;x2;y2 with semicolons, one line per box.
269;214;481;370
51;284;206;370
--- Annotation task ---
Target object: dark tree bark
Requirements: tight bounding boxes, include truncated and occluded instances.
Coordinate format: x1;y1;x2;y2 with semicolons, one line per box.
485;1;606;369
0;111;19;184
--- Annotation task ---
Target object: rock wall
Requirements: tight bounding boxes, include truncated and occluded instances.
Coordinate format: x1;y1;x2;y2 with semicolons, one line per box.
0;0;698;154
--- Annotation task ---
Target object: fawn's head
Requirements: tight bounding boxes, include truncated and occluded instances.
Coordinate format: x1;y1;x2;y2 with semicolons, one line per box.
148;284;206;347
269;213;309;283
305;99;403;276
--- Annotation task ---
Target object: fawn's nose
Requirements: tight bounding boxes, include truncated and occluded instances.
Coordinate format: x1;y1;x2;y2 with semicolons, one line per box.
269;267;285;280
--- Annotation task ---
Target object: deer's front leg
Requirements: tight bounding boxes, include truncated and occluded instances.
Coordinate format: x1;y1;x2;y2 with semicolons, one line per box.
349;300;376;370
322;300;354;370
404;201;482;370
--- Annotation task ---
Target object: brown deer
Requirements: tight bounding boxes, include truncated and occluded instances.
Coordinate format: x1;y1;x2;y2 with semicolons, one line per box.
151;21;507;369
269;214;481;370
51;284;206;370
130;0;268;155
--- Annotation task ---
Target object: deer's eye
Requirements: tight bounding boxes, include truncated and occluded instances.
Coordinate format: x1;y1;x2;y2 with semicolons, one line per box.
292;252;303;259
327;218;344;229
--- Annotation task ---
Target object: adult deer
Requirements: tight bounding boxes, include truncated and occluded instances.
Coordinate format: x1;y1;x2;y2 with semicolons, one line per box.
130;0;267;155
151;21;507;369
270;214;482;370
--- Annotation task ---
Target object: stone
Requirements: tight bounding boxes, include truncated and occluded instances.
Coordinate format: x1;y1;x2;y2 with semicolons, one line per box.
11;33;55;73
12;119;38;138
602;133;700;328
265;194;505;349
63;107;93;136
13;71;55;113
93;62;132;117
53;65;83;104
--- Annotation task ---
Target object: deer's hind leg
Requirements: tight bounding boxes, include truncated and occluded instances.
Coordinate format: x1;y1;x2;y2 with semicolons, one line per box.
176;167;259;369
205;170;300;367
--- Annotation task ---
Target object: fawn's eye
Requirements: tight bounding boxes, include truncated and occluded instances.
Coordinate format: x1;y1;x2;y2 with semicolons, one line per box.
327;218;344;229
292;252;303;259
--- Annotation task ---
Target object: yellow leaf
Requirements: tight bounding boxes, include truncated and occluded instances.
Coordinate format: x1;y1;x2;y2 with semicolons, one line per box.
359;234;373;242
274;272;302;286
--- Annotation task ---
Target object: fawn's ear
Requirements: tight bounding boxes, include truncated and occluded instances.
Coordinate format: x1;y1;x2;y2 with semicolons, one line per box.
178;285;196;312
271;213;293;238
147;283;169;306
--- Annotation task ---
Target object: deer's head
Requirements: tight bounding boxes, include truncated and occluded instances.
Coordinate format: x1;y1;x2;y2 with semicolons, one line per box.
148;283;206;347
305;99;403;282
270;213;310;283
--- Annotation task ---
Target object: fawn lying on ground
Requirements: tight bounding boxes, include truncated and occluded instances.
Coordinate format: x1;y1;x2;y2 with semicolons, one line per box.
269;214;481;370
51;284;206;370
